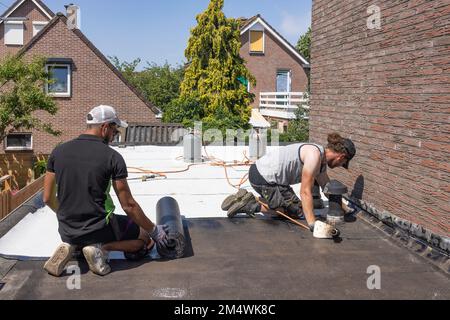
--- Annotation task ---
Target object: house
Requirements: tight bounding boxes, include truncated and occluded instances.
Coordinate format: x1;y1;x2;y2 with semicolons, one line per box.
0;0;161;155
0;0;54;57
240;15;310;132
310;1;449;241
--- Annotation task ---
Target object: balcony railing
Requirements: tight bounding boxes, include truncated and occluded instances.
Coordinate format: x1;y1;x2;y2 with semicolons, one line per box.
259;92;309;120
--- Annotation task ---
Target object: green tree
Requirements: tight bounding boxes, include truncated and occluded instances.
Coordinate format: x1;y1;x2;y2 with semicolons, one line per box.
162;97;203;126
137;62;184;112
109;56;142;84
0;55;60;142
177;0;255;130
296;27;311;62
110;56;184;113
280;92;310;142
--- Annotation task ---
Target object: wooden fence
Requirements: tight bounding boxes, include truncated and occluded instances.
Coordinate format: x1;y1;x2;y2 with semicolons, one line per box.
0;175;45;220
0;152;35;189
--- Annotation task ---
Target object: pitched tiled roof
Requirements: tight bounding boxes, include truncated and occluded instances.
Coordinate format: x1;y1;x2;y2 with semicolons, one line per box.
33;0;54;17
0;0;55;23
239;15;258;30
18;13;161;115
240;14;309;66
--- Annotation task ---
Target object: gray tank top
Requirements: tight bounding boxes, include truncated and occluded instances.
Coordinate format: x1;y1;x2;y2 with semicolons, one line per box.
255;143;326;186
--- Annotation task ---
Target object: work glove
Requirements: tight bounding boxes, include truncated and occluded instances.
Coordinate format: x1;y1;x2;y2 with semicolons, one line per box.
343;201;357;216
149;224;169;247
311;221;340;239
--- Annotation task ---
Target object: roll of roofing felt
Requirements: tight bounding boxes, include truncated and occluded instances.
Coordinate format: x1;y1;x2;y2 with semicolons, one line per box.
156;197;186;259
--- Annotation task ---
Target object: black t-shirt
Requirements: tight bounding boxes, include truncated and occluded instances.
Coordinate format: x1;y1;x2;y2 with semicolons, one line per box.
47;134;128;242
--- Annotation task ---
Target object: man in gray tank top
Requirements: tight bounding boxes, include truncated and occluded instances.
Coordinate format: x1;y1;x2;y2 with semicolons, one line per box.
221;133;356;239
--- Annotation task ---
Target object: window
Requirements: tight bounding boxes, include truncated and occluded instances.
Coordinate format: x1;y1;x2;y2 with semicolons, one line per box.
4;21;24;45
5;133;32;151
46;64;71;97
32;21;48;37
276;70;291;92
250;30;264;53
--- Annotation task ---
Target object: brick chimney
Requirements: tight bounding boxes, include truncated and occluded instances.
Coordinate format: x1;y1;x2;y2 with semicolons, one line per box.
65;3;80;30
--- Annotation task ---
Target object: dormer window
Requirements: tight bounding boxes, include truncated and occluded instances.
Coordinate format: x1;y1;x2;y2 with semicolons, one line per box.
32;21;48;36
250;30;264;54
4;21;24;45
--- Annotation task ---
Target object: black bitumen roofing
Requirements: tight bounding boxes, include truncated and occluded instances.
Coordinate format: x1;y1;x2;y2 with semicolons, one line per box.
0;215;448;300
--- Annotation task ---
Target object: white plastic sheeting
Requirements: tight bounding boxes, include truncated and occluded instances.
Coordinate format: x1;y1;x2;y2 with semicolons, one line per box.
0;146;327;259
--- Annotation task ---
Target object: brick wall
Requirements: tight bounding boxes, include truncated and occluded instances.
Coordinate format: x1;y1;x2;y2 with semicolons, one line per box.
9;17;159;154
240;30;309;108
0;0;51;57
310;0;450;237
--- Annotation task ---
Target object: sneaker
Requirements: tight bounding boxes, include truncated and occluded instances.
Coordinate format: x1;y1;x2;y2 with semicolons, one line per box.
221;189;248;211
82;244;111;276
227;193;259;218
44;243;76;277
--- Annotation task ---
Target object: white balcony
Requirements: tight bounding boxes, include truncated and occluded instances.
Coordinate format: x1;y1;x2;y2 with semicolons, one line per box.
259;92;309;120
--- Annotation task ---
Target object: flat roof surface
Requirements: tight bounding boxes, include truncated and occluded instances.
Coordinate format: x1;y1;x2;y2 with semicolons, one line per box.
1;217;449;300
0;146;449;299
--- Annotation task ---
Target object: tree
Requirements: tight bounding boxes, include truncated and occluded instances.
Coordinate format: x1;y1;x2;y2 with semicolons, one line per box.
296;27;311;62
110;56;184;113
162;97;203;126
137;62;184;113
177;0;255;130
0;55;60;143
280;92;310;142
109;56;142;84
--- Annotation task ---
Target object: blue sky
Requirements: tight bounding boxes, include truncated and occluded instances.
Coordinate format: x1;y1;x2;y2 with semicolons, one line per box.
2;0;312;68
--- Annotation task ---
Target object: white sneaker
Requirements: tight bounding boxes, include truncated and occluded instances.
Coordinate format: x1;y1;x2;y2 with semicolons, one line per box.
82;244;111;276
44;243;75;277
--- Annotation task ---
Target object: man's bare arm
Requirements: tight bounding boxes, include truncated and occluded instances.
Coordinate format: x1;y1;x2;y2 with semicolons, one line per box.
300;148;321;228
43;172;59;213
112;179;155;233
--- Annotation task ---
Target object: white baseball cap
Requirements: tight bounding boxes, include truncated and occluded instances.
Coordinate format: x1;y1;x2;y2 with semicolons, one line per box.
86;105;128;128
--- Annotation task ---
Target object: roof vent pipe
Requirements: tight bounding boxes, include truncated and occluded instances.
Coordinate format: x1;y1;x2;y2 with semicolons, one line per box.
325;180;348;225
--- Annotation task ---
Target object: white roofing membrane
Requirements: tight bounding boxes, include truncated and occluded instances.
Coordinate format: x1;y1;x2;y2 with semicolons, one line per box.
0;146;328;259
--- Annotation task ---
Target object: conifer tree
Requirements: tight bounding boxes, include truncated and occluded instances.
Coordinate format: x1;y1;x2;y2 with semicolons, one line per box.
179;0;255;130
296;27;311;62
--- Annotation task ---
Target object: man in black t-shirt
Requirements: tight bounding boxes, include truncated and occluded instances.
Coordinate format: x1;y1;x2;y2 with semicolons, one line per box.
43;105;168;277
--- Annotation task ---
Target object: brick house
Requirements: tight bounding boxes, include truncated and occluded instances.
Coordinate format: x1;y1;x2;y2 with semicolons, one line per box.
0;0;160;155
240;15;310;131
310;0;450;238
0;0;54;57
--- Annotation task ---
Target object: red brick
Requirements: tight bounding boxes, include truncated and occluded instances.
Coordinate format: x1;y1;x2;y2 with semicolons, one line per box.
240;26;309;108
0;3;159;155
310;0;450;237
